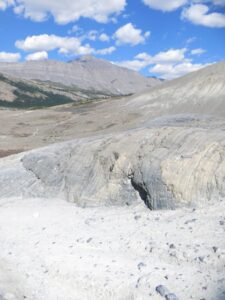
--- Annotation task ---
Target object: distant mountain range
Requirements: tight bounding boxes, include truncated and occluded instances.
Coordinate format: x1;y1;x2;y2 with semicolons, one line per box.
0;72;116;109
0;56;161;108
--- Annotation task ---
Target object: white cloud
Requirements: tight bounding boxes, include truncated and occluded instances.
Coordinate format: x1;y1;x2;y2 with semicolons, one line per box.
149;62;208;79
68;25;83;35
142;0;225;12
25;51;48;61
142;0;187;11
144;31;151;38
141;0;225;29
114;23;150;46
115;47;211;79
136;48;187;64
69;25;80;33
83;31;110;42
3;0;126;24
115;59;148;71
96;46;116;55
0;51;21;62
191;48;206;55
15;34;117;57
186;36;197;44
15;34;94;56
99;33;110;42
115;48;188;71
182;4;225;27
69;29;110;43
86;30;98;41
152;48;187;63
0;0;14;10
135;52;151;61
0;0;7;10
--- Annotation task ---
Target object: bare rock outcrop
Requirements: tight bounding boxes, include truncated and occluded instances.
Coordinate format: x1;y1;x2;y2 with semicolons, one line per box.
1;116;225;209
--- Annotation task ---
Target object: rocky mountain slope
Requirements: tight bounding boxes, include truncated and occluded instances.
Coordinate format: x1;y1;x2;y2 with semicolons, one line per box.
0;61;225;208
128;60;225;117
0;72;121;109
0;73;72;108
0;56;161;97
0;61;225;300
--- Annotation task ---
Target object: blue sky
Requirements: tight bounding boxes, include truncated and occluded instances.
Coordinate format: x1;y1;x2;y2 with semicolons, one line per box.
0;0;225;79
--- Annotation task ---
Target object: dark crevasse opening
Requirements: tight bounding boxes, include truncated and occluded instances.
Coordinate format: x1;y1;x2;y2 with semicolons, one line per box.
130;178;152;210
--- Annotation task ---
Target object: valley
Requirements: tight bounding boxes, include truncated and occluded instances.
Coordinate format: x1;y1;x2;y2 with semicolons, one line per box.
0;60;225;300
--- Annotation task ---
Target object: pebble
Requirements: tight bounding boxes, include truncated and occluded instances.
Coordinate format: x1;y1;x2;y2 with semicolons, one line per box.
137;262;146;270
155;285;170;297
198;256;205;262
156;285;179;300
184;218;197;224
166;294;179;300
212;246;218;253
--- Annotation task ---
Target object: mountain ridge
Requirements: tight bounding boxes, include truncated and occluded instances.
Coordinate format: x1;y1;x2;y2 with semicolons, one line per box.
0;72;116;108
0;56;161;96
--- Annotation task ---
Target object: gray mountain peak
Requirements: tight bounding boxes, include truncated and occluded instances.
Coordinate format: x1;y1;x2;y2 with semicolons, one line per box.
0;56;161;95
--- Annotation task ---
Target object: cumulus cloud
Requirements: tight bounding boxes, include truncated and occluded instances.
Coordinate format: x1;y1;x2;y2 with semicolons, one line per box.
136;48;187;64
85;30;98;41
25;51;48;61
182;4;225;27
115;59;148;71
0;51;21;62
114;23;150;46
115;48;187;71
16;34;117;57
152;48;187;63
191;48;206;55
0;0;14;10
115;47;210;79
149;62;208;79
99;33;110;42
67;28;111;44
142;0;187;11
142;0;225;29
81;31;111;43
67;25;84;35
15;34;94;56
1;0;126;24
142;0;225;12
96;46;116;55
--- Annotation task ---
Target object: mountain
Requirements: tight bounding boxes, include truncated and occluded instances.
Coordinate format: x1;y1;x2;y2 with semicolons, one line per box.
0;56;161;97
0;61;225;206
0;62;225;300
128;60;225;117
0;72;116;109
